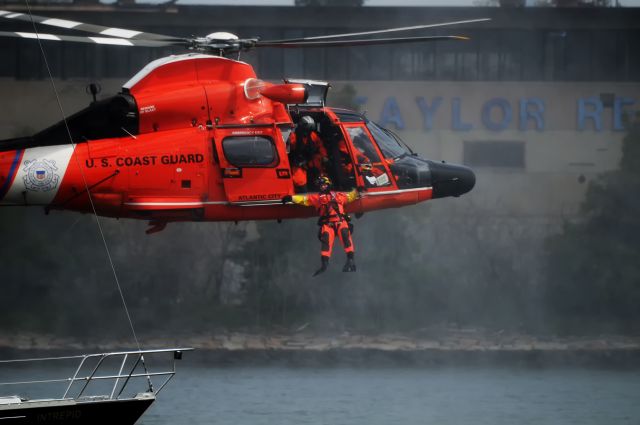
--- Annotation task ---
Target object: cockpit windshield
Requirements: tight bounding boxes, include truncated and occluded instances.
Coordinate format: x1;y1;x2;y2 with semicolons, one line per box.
366;122;410;159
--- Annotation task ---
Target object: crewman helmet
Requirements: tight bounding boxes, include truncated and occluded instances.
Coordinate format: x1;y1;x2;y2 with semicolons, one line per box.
317;175;332;188
298;115;315;131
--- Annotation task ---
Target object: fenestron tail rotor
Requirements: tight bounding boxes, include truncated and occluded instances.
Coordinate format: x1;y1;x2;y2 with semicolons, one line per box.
0;10;490;55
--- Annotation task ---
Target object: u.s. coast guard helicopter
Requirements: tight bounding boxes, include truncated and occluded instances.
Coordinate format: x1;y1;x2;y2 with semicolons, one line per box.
0;10;479;233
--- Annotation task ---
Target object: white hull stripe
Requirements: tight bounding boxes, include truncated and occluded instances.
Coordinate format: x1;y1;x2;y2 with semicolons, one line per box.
125;201;227;207
125;201;284;208
3;146;74;206
234;200;283;207
363;187;432;196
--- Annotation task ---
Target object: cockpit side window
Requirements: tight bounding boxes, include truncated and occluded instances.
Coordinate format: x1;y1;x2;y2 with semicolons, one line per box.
366;122;408;159
345;126;392;188
346;127;382;164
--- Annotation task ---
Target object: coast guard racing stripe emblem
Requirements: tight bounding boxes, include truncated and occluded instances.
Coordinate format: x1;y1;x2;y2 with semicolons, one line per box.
23;159;60;192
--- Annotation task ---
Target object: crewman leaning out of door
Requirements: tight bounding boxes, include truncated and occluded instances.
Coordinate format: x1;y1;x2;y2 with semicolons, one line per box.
283;176;358;276
289;116;328;191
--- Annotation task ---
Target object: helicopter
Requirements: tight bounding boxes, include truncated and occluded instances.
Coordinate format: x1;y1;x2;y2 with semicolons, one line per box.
0;10;479;234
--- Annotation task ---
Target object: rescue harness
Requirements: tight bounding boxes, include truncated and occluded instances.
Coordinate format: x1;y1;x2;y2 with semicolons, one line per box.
316;191;354;236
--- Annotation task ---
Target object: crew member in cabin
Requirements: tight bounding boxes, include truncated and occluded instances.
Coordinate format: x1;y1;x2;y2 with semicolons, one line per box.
283;176;358;276
337;137;371;175
334;135;382;188
288;116;328;192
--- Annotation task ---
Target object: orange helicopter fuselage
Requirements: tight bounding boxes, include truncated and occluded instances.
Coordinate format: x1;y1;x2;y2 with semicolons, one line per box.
0;54;474;229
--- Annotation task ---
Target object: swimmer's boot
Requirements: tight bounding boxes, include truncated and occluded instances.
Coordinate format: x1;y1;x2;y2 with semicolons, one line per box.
313;256;329;277
342;252;356;272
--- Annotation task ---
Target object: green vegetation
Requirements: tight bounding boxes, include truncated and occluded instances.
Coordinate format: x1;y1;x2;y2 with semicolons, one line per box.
544;118;640;334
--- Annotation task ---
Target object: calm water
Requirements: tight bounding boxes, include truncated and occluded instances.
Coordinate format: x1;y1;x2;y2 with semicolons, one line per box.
2;363;639;425
140;365;640;425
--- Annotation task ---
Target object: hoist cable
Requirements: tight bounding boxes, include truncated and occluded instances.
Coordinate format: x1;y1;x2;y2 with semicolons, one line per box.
23;0;142;352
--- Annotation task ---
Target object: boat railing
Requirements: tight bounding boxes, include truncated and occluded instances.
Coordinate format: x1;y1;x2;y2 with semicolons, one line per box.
0;348;193;402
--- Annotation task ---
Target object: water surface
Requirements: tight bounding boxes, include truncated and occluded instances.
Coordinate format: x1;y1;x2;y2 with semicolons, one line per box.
139;365;640;425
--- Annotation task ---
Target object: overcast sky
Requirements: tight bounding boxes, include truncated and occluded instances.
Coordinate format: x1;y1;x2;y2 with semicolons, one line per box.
133;0;640;6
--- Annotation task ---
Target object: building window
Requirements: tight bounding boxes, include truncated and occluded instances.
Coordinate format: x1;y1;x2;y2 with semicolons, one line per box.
222;136;277;167
463;141;525;168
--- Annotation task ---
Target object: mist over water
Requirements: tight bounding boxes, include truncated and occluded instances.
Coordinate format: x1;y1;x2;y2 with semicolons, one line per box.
0;11;639;425
0;4;638;341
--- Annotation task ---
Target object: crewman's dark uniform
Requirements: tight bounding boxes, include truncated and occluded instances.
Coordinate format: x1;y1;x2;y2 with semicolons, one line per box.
289;130;328;191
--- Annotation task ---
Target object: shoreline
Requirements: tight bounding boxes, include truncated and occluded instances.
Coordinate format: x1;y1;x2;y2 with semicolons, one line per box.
2;330;639;352
1;331;640;366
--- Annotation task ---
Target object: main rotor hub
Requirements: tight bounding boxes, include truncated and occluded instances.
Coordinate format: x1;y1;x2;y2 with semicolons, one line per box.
205;32;239;42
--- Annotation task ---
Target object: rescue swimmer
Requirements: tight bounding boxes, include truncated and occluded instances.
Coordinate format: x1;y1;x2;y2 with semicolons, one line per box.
283;176;358;276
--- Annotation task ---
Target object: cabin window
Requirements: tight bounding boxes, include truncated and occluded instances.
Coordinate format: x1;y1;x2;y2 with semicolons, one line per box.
222;136;278;167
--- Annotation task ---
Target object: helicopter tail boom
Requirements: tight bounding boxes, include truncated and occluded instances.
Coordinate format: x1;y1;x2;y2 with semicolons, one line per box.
0;145;74;206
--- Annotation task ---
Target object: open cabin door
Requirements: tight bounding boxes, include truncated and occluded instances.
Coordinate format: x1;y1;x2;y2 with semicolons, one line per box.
340;123;395;193
212;126;292;204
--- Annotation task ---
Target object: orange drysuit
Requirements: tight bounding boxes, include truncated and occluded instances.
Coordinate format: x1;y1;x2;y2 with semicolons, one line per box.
291;189;358;258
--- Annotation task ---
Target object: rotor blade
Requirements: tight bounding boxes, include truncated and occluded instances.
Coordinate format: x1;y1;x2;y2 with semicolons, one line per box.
260;18;490;43
256;35;470;48
0;9;183;41
0;30;180;47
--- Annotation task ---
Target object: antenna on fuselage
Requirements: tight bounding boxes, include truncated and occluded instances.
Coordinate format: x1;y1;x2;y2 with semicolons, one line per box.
86;83;101;104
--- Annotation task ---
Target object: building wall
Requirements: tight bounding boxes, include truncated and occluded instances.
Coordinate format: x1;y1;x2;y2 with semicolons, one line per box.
332;81;639;216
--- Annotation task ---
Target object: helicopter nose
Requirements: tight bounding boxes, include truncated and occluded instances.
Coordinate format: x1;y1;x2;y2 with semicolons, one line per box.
428;160;475;199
